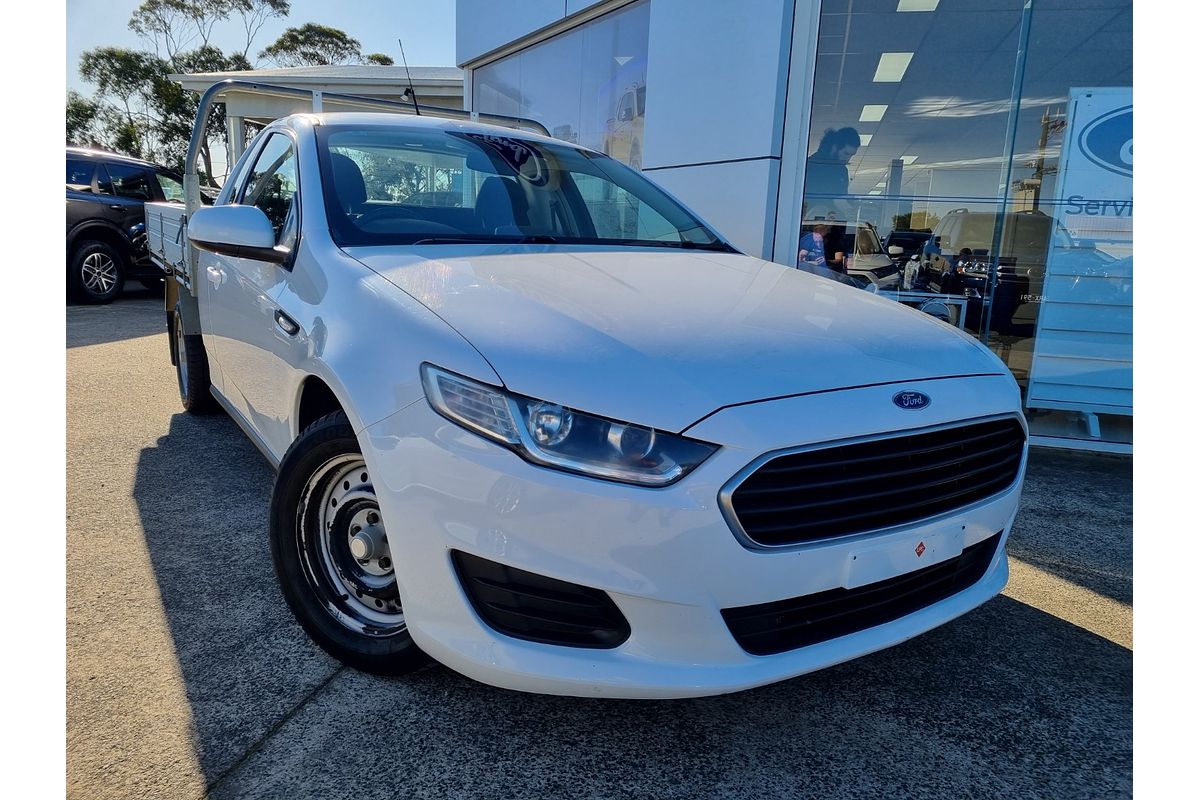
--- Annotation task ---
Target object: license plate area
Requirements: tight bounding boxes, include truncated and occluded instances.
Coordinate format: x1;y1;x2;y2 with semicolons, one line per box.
845;527;965;589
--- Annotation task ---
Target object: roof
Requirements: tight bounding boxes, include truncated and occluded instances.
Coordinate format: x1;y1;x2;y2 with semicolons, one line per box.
172;64;462;85
274;112;563;147
66;146;168;170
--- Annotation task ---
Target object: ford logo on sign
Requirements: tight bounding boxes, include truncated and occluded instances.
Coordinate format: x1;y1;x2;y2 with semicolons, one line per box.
893;391;931;410
1079;105;1132;178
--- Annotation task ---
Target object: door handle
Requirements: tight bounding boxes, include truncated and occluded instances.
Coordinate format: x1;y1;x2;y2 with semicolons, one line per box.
109;204;122;210
274;310;300;337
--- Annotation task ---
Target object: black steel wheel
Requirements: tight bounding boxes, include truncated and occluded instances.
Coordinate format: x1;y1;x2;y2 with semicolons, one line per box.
269;412;429;676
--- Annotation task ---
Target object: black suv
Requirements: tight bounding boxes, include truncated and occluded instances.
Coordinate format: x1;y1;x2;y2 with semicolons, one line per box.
66;147;186;303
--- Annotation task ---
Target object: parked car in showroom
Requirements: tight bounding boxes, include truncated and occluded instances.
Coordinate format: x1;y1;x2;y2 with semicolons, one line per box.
920;209;1070;335
882;229;932;266
800;219;901;290
151;109;1027;698
66;147;201;303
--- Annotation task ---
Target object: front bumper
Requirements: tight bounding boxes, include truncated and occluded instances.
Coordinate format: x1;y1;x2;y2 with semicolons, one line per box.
361;375;1025;698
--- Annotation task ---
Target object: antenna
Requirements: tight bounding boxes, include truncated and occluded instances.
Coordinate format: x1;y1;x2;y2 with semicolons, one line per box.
398;38;421;116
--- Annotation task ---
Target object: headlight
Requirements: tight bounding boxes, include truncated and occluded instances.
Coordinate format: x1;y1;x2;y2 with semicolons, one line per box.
421;364;718;487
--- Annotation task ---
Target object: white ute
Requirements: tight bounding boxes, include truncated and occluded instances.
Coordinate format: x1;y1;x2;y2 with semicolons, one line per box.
147;88;1026;699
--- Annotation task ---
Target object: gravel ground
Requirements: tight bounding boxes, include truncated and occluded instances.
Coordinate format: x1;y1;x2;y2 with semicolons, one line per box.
66;294;1132;800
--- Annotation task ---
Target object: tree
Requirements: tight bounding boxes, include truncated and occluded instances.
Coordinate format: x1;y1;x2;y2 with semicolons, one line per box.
259;23;362;67
230;0;291;60
79;47;167;158
364;53;394;66
66;91;103;146
129;0;232;60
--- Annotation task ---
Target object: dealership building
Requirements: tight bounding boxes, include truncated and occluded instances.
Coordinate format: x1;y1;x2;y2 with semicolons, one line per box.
455;0;1133;452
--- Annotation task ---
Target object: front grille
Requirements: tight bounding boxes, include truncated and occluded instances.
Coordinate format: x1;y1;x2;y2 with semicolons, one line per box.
727;418;1025;546
451;551;630;649
722;532;1002;656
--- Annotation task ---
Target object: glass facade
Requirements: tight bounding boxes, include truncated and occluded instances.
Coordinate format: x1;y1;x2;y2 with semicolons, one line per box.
473;0;650;167
801;0;1132;444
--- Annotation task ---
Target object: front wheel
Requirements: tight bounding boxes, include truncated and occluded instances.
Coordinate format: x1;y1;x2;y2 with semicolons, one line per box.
269;412;429;676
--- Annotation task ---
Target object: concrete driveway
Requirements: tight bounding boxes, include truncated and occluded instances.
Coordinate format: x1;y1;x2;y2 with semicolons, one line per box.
67;295;1132;800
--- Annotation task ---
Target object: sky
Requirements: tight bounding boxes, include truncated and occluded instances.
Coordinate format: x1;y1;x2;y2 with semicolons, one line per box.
66;0;459;95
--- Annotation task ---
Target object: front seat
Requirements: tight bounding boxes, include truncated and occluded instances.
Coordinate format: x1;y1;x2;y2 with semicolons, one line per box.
330;153;367;215
475;177;529;233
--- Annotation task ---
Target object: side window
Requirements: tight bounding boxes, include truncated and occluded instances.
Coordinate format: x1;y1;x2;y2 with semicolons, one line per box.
105;163;154;201
66;159;95;193
240;133;298;248
95;165;114;196
155;172;185;203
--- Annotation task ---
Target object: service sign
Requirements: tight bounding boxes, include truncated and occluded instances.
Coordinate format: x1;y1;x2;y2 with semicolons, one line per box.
1054;88;1133;249
1027;87;1133;418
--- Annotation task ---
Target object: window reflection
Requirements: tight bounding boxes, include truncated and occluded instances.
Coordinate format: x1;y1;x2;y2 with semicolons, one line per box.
473;1;650;168
800;0;1132;443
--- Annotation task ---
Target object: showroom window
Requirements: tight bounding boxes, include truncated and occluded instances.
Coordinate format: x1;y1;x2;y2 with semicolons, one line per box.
472;0;650;168
801;0;1132;444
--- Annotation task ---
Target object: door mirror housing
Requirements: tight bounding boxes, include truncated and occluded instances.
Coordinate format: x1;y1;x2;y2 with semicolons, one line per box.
188;205;288;264
888;245;904;256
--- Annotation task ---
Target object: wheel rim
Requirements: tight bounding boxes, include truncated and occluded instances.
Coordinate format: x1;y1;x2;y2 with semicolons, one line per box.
81;252;118;295
174;317;189;403
296;455;405;636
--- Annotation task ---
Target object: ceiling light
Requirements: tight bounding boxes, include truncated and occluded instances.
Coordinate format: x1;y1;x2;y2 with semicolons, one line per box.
860;104;888;122
897;0;939;11
858;134;874;146
868;190;883;195
873;53;914;83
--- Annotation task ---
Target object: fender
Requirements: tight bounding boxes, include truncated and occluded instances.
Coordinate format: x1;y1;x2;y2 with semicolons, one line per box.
274;239;503;443
66;219;134;256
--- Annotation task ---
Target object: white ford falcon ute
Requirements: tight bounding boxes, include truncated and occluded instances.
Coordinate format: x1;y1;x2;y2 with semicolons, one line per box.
177;113;1026;698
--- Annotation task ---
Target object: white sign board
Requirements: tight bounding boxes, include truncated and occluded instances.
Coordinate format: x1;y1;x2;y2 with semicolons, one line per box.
1027;88;1132;423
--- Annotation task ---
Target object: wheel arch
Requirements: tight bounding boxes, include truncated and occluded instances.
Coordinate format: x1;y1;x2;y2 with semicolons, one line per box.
295;374;352;441
67;221;132;262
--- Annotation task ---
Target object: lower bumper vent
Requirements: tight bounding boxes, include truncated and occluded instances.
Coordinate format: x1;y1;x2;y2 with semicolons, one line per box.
721;532;1002;656
452;551;630;649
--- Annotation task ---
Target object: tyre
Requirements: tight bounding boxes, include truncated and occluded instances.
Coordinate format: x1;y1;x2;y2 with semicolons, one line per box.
269;412;429;676
68;240;125;304
171;304;218;415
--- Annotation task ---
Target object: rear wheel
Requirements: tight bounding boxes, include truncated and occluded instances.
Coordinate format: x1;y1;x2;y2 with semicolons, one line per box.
171;304;217;414
68;240;125;304
269;412;428;676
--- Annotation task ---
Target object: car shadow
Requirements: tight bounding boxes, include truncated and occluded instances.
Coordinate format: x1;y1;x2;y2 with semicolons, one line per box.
1008;448;1132;605
132;412;1131;799
131;410;344;788
67;293;168;349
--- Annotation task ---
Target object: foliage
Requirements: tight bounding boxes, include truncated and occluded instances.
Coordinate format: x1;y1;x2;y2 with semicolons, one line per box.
259;23;363;66
66;91;104;147
364;53;394;66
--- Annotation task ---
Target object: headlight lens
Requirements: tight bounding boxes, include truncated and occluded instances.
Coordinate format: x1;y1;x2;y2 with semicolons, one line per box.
421;364;718;487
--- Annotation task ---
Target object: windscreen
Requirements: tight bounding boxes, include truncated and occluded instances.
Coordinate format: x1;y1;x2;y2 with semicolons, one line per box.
315;125;732;250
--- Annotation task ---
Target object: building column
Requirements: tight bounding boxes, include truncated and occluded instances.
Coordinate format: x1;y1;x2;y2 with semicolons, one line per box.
226;115;246;167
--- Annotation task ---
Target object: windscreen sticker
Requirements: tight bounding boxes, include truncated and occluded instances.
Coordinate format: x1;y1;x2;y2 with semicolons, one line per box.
452;132;550;186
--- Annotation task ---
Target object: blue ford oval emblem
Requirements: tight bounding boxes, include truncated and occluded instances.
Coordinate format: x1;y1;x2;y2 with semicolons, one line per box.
1079;106;1132;178
893;391;931;410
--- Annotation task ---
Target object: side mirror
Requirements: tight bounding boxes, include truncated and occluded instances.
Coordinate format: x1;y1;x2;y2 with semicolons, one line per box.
888;245;903;256
188;205;288;264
